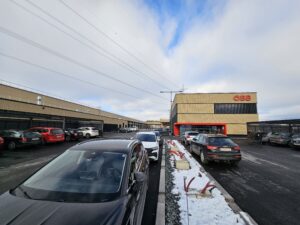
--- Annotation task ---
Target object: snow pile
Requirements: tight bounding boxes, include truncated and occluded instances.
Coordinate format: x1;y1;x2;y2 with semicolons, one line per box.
167;140;245;225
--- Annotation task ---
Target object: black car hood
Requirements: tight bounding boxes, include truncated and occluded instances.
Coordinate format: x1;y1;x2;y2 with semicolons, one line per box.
0;192;127;225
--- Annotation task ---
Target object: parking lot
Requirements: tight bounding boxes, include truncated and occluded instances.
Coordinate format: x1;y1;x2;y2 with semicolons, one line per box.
187;139;300;225
0;132;162;225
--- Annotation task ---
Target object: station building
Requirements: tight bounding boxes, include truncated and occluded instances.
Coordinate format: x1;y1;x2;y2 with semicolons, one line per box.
171;92;259;136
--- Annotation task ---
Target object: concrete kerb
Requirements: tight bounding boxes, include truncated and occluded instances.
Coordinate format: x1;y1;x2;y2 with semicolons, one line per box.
155;141;166;225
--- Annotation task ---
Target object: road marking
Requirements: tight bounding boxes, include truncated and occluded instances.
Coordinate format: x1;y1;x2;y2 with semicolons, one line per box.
242;152;290;170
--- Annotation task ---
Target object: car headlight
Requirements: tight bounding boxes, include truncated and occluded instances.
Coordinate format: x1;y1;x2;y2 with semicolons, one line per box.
153;146;159;151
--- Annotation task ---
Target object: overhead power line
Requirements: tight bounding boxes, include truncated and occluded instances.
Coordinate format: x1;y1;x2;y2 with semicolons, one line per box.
0;52;167;106
18;0;172;91
59;0;181;88
0;26;168;101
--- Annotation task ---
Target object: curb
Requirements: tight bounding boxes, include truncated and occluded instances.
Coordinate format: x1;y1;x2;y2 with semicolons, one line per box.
155;142;166;225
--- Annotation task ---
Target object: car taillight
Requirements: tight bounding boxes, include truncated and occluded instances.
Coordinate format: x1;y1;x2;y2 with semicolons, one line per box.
187;135;190;138
233;146;240;151
207;146;218;150
21;137;27;143
0;138;3;144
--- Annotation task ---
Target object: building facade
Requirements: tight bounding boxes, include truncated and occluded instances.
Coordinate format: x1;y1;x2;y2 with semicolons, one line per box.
171;92;259;136
0;84;145;131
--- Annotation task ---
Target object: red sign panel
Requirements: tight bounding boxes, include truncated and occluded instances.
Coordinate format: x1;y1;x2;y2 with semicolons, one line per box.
233;95;251;101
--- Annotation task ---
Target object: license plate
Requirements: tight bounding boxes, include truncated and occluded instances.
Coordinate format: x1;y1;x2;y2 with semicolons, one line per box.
57;135;62;138
220;148;231;151
32;138;39;141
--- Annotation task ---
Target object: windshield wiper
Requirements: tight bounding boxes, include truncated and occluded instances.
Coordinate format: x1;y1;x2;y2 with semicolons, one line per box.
17;186;33;199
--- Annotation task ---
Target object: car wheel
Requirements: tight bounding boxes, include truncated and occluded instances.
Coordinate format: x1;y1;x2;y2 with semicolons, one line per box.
200;150;209;165
86;133;91;139
8;141;16;151
65;135;71;142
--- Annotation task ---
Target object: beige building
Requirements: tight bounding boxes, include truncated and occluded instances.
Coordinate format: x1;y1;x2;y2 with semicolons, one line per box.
171;92;259;136
0;84;145;131
146;118;170;129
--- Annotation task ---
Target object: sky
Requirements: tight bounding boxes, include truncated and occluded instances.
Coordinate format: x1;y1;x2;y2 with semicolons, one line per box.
0;0;300;121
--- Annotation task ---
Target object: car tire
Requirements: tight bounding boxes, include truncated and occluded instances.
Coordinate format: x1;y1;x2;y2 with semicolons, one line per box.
200;150;209;165
8;141;16;151
86;133;91;139
65;135;71;142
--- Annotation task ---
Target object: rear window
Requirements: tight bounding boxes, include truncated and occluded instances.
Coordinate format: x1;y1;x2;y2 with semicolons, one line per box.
208;137;236;147
136;134;156;142
51;129;64;135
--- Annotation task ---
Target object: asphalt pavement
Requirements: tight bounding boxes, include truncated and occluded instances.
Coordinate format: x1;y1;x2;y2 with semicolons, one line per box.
191;139;300;225
0;132;161;225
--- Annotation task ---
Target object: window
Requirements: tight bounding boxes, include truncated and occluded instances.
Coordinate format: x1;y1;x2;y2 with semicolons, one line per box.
214;103;257;114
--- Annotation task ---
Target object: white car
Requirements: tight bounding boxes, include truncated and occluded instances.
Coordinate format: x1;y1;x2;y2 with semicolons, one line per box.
135;132;159;161
77;127;99;138
182;131;199;145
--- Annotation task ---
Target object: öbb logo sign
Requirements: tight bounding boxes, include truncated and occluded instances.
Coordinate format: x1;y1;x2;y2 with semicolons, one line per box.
233;95;251;101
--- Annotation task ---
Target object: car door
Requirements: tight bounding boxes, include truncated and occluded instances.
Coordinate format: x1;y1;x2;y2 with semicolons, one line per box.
190;134;198;153
192;135;202;155
125;144;144;225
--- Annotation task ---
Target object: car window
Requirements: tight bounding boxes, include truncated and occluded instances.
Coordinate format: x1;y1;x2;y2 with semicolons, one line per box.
208;137;236;146
51;129;64;135
188;132;199;136
18;150;126;203
135;134;156;142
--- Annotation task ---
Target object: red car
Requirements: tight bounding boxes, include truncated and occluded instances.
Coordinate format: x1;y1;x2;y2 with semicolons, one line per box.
0;137;4;152
28;127;65;144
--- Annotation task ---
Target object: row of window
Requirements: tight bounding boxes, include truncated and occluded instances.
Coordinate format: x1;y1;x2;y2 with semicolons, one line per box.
214;103;257;114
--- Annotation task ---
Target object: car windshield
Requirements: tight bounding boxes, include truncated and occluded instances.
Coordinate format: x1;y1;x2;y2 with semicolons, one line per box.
209;137;237;147
292;134;300;138
136;134;156;142
13;150;127;203
280;133;290;137
188;132;199;136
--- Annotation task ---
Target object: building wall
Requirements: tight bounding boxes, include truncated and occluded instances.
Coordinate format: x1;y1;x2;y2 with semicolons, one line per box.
172;93;259;135
0;84;144;128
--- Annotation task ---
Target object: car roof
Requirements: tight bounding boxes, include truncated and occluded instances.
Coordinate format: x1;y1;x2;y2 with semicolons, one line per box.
199;134;227;138
136;132;155;135
70;139;138;153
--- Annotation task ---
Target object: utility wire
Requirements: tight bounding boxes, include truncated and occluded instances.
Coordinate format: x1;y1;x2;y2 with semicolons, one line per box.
59;0;181;89
0;51;167;106
19;0;172;91
0;25;168;101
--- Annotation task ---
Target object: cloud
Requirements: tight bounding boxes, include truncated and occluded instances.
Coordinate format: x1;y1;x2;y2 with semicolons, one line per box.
0;0;299;121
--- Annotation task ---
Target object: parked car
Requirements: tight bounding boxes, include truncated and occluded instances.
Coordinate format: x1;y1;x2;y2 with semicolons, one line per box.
77;127;99;138
64;129;84;142
28;127;65;144
0;130;42;150
0;137;4;152
154;131;163;146
190;134;241;166
261;132;273;144
0;139;149;225
289;134;300;149
134;132;159;161
269;132;292;146
182;131;199;145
